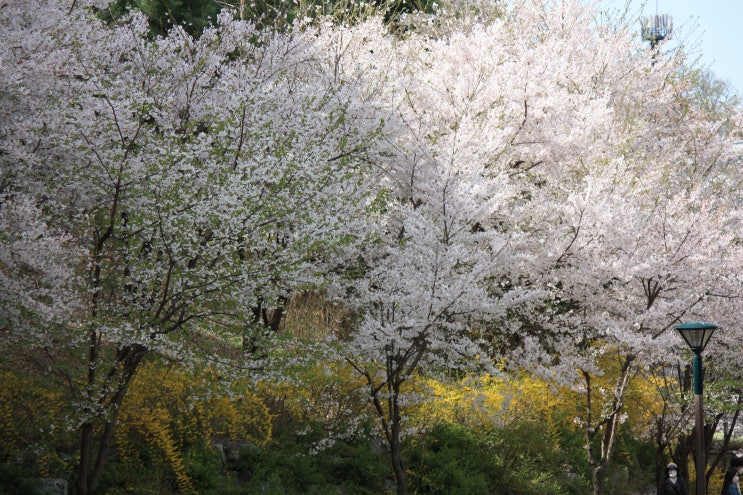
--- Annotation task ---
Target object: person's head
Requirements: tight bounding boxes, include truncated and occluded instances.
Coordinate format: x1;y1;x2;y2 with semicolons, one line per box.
667;463;678;479
731;455;743;474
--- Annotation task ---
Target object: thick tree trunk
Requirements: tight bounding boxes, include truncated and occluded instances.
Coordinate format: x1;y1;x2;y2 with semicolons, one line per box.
653;414;672;495
76;344;146;495
390;436;408;495
389;380;408;495
591;466;607;495
673;432;694;489
77;423;94;495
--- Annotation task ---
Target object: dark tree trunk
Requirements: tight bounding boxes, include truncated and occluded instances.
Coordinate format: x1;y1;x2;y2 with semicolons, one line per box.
75;343;146;495
583;354;636;495
709;396;742;487
389;379;408;495
673;432;694;490
653;411;671;494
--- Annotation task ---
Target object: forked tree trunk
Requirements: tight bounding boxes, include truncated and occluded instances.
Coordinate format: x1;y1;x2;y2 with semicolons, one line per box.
583;354;636;495
350;357;410;495
76;342;146;495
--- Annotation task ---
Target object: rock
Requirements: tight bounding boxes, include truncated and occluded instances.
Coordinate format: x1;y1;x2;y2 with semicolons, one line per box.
34;478;68;495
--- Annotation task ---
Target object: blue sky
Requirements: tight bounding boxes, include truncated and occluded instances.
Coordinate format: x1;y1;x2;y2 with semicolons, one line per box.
600;0;743;96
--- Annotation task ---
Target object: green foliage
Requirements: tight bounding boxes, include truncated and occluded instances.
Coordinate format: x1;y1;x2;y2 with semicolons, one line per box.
0;363;75;481
604;431;657;495
0;463;42;495
0;349;660;495
234;431;389;494
0;355;661;495
486;419;579;495
104;359;272;494
406;420;577;495
104;0;438;37
182;443;230;493
105;0;222;36
406;423;491;495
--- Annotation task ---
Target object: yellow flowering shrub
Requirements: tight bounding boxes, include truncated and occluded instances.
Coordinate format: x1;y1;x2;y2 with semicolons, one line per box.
254;359;372;441
408;374;505;429
116;359;272;492
0;364;72;477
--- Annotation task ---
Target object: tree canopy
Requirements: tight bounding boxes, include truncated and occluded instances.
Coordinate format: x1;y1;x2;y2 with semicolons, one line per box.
1;0;742;494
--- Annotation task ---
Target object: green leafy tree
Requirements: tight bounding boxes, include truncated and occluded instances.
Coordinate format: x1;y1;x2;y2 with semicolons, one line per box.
106;0;222;35
104;0;437;37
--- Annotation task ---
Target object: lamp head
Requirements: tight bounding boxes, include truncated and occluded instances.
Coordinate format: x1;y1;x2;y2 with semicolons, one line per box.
675;322;718;354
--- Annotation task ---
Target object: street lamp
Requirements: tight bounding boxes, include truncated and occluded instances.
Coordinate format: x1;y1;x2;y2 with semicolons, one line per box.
676;322;718;495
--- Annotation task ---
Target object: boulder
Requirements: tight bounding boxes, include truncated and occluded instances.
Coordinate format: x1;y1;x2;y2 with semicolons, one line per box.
34;478;68;495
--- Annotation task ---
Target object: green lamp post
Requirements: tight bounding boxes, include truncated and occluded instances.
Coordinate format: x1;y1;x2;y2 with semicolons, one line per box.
675;322;718;495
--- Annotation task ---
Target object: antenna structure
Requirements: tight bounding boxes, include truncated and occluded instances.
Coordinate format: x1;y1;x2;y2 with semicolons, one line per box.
640;1;673;49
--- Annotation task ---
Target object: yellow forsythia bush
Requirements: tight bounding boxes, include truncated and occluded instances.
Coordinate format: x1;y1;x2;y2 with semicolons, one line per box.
116;359;272;493
0;365;72;477
409;372;582;439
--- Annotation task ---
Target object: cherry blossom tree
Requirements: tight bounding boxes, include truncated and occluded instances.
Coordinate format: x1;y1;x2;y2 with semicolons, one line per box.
500;5;743;494
332;1;633;491
0;2;387;493
332;1;743;494
2;1;741;495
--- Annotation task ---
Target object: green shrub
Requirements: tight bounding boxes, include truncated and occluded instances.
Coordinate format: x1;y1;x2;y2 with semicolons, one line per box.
183;443;224;491
485;418;576;495
0;462;42;495
407;423;493;495
406;420;579;495
233;430;388;494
